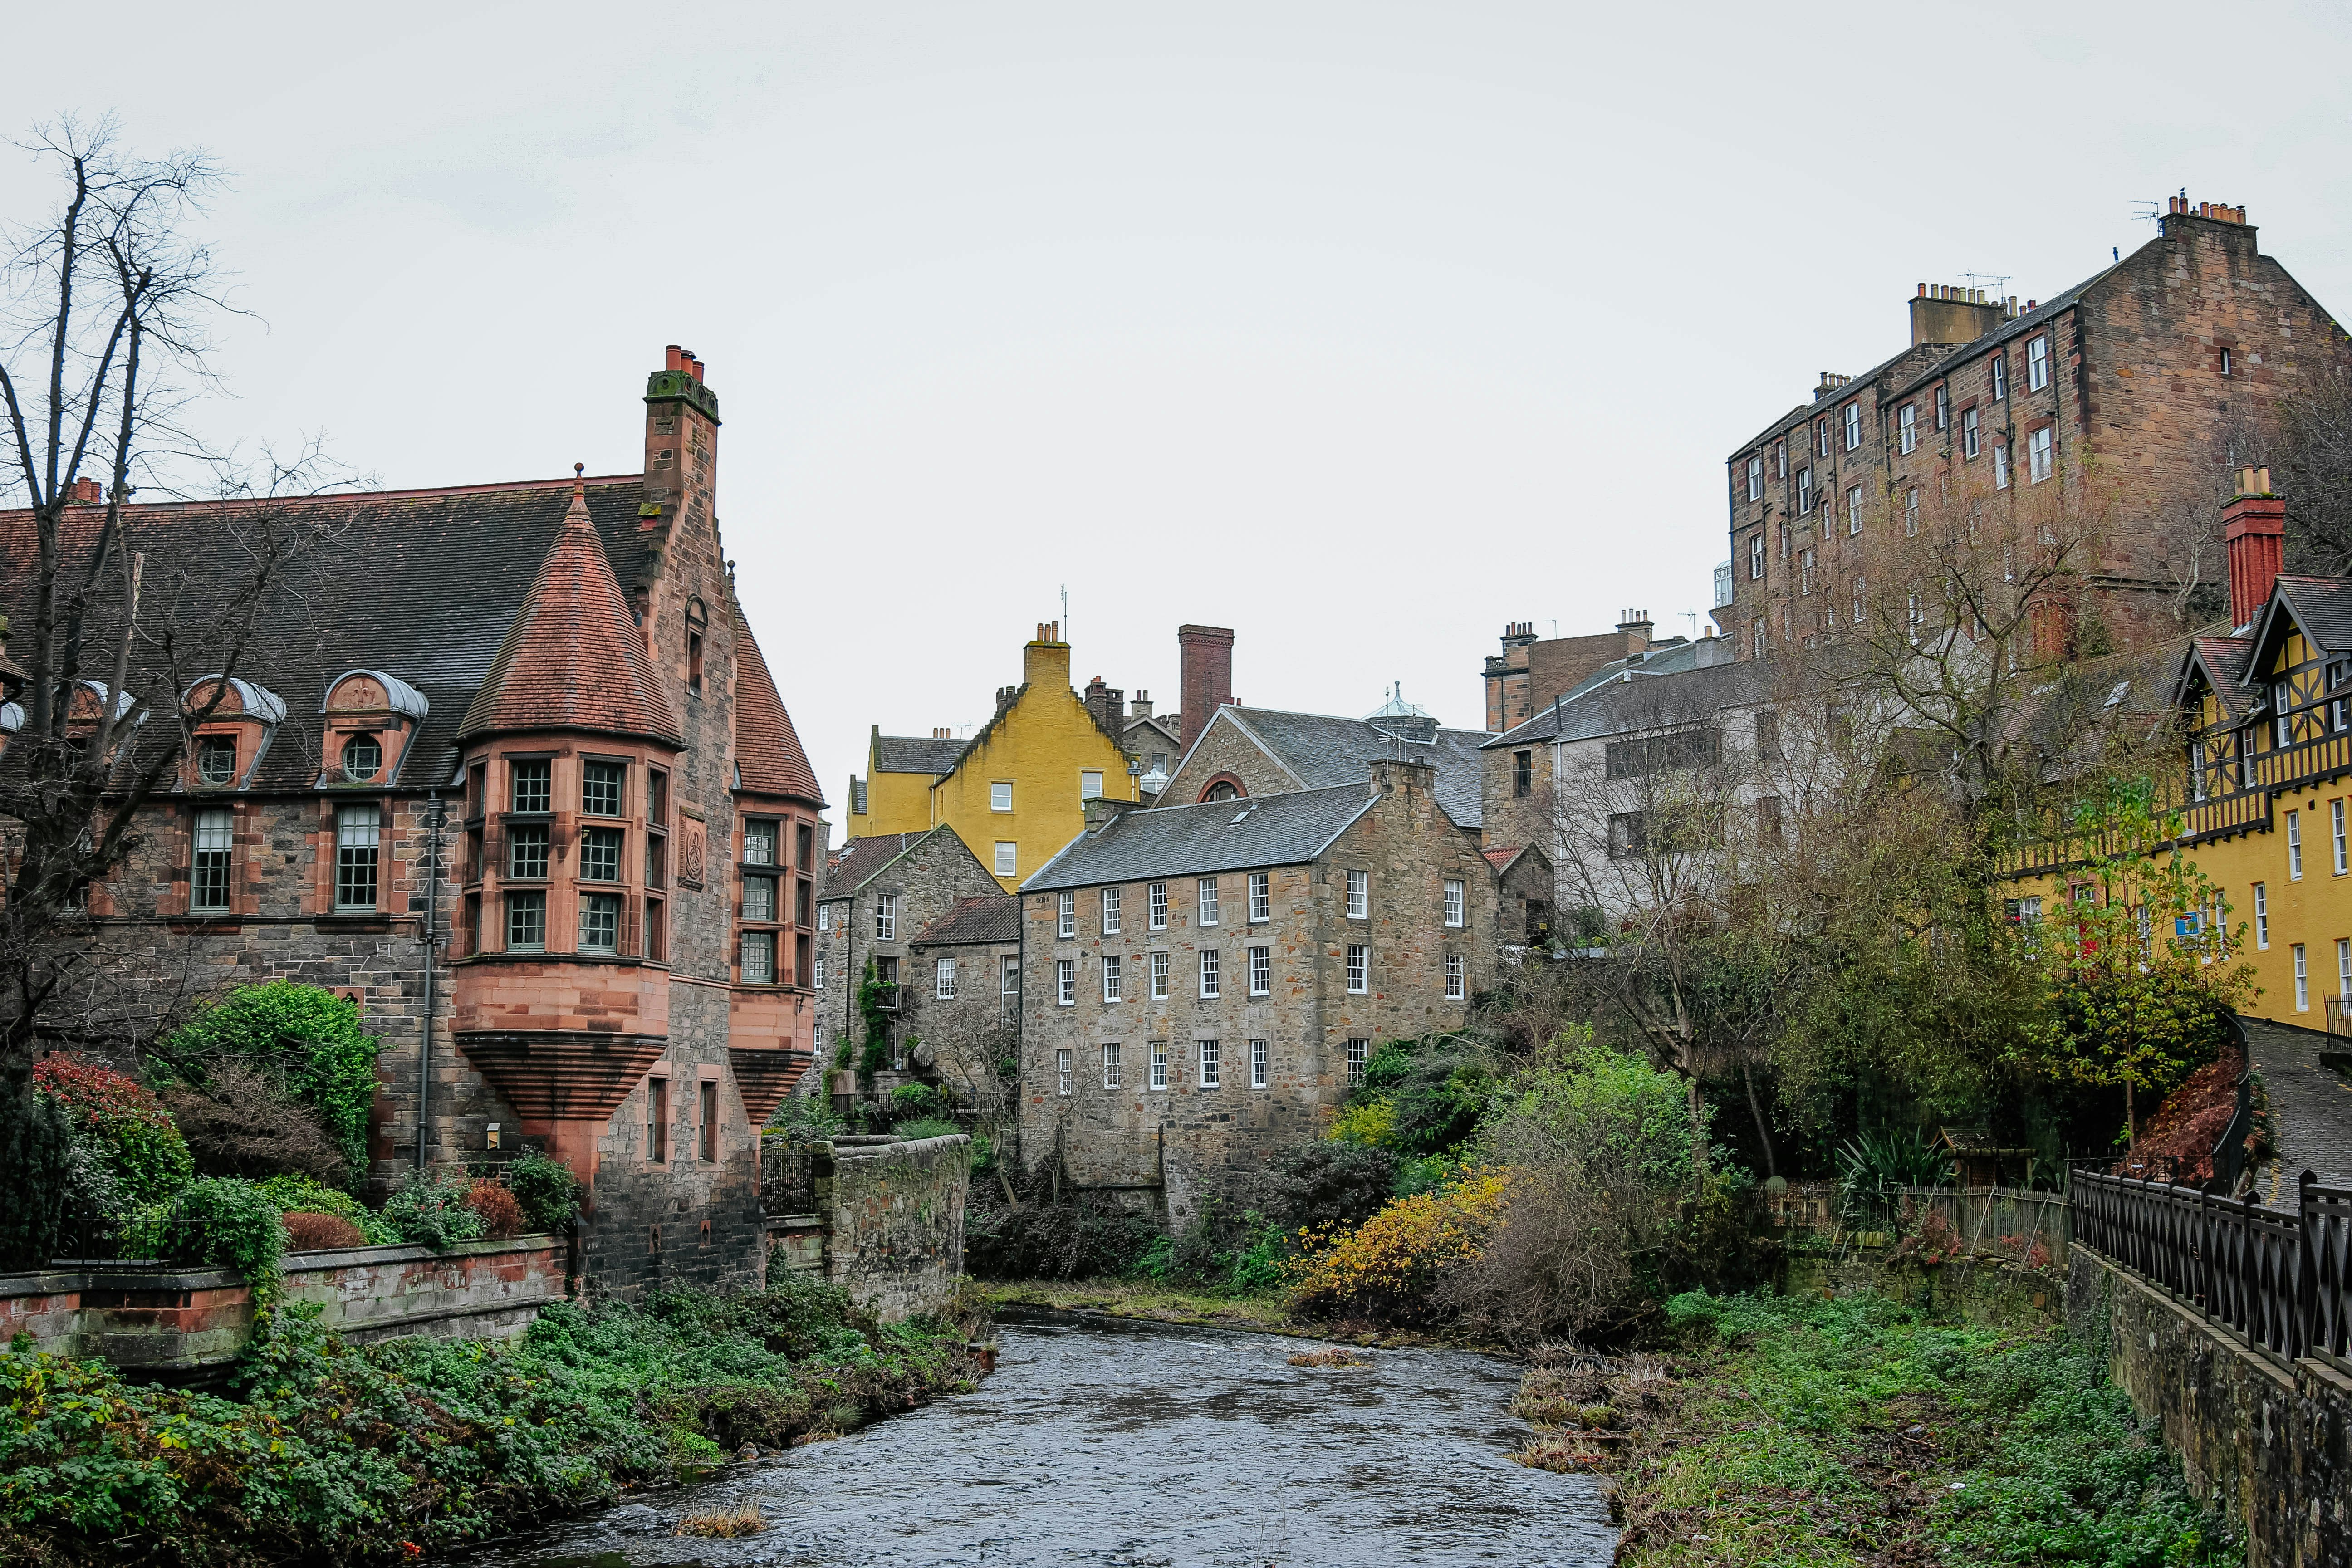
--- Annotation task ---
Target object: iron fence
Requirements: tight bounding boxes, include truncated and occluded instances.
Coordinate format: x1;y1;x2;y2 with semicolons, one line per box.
2071;1168;2352;1366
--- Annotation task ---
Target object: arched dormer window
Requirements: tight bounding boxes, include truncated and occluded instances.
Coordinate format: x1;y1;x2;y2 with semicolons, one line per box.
182;676;287;792
318;671;428;789
686;598;708;696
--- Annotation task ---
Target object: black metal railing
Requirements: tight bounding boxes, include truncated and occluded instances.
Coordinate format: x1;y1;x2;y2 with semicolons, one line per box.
2071;1168;2352;1366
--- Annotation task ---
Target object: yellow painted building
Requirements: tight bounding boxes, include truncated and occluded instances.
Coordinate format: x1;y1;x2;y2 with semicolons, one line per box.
846;622;1140;892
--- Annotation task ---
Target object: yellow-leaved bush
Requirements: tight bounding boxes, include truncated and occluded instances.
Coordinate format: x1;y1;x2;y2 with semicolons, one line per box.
1285;1168;1511;1322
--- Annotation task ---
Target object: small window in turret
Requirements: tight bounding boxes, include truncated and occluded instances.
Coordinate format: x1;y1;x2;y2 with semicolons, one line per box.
510;759;552;813
583;761;624;816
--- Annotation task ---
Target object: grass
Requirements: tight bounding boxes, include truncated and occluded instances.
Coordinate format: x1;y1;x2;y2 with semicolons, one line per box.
1514;1292;2237;1568
979;1277;1303;1333
676;1502;767;1538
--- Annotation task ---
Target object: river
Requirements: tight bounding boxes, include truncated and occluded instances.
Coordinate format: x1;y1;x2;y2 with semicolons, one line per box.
475;1312;1619;1567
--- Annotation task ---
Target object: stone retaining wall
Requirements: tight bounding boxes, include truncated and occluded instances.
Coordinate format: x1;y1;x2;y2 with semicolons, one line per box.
2068;1246;2352;1566
0;1236;565;1378
813;1133;970;1321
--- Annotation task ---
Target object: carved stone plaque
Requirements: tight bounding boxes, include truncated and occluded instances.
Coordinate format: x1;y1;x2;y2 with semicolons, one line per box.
680;817;707;888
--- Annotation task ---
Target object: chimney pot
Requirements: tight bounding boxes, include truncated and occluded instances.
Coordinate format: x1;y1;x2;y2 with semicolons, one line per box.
666;345;684;372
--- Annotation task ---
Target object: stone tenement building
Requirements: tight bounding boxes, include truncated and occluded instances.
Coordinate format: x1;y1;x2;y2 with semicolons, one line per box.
1720;196;2348;662
1016;757;1497;1225
813;826;1005;1089
0;347;826;1299
1480;614;1735;736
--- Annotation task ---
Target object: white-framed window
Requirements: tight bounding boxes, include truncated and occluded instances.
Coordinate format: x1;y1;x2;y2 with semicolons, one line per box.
2336;799;2347;875
2290;810;2304;880
2027;334;2050;392
739;927;774;981
1249;945;1271;996
1346;943;1368;994
1816;417;1830;458
2277;679;2295;749
1250;1039;1269;1089
936;957;957;999
1935;383;1950;429
995;841;1017;877
1057;890;1075;938
815;956;827;989
2295;943;2310;1011
1750;531;1765;579
876;894;898;940
1150;1040;1169;1091
1746;455;1763;501
990;781;1013;813
1198;877;1220;926
1057;958;1075;1006
1151;950;1170;999
1992;443;2010;490
1102;954;1122;1003
2028;426;2053;484
1800;549;1813;595
818;902;832;932
1852;576;1866;626
1345;1038;1370;1088
1102;1042;1121;1089
1444;877;1465;928
814;1020;826;1056
1057;1048;1073;1096
2255;882;2269;948
1774;441;1787;478
334;803;379;911
1249;872;1270;922
1346;870;1368;920
1905;488;1919;537
1080;770;1103;800
1796;467;1813;514
191;807;234;912
1003;956;1020;1014
1842;401;1862;451
1199;1039;1221;1088
2339;939;2351;1001
2221;346;2234;377
1446;953;1465;1000
1898;403;1917;454
1990;355;2007;401
1102;887;1122;935
1847;485;1863;536
1149;881;1168;930
1961;406;1980;459
1199;948;1221;999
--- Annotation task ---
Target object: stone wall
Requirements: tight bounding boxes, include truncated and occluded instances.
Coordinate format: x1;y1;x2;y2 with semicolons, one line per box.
0;1235;564;1379
815;1134;970;1321
2068;1247;2352;1567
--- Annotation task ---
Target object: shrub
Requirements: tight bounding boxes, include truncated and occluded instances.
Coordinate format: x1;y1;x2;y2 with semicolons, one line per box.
770;1092;846;1139
148;1176;289;1297
1262;1141;1398;1233
1838;1128;1955;1220
1352;1034;1499;1154
284;1211;365;1251
503;1148;583;1233
889;1081;941;1118
892;1116;961;1141
160;1060;347;1183
162;980;382;1179
964;1163;1156;1279
30;1055;193;1210
1327;1095;1397;1147
252;1173;397;1245
0;1065;71;1269
385;1166;488;1249
1287;1168;1512;1323
465;1178;525;1240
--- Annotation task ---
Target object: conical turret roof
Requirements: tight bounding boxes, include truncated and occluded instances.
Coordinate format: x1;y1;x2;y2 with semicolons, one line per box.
456;474;681;745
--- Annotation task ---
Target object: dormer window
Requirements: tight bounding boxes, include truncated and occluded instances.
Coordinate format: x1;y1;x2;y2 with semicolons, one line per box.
341;734;382;783
196;736;238;787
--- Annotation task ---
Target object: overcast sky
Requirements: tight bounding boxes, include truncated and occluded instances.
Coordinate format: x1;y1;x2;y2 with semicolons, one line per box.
8;2;2349;830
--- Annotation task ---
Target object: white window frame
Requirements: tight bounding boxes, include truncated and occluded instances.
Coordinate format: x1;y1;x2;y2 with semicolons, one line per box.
1444;877;1465;928
1056;958;1075;1006
990;781;1013;813
1842;401;1861;451
1346;943;1368;994
1249;872;1270;922
1102;886;1122;935
1345;1037;1370;1087
1249;945;1271;996
1961;406;1980;459
1935;383;1950;429
1102;953;1122;1003
1346;870;1368;920
1847;485;1863;536
1796;467;1813;514
1250;1039;1269;1089
1151;950;1170;1000
2290;810;2304;880
1746;455;1763;501
995;841;1017;877
1149;1041;1169;1091
1445;953;1465;1001
2339;939;2351;1002
1057;890;1075;938
1199;948;1221;999
815;956;827;990
1079;770;1103;801
1057;1048;1073;1096
1991;355;2007;400
2295;943;2310;1011
1199;1039;1221;1088
818;902;832;932
876;894;898;941
1750;531;1765;580
2336;799;2348;876
1898;403;1916;454
2255;881;2269;948
1149;881;1168;930
1992;442;2010;490
191;806;234;913
2028;426;2053;484
936;957;957;1000
2027;334;2049;392
1197;877;1220;926
1102;1042;1121;1089
1905;488;1919;537
334;803;380;912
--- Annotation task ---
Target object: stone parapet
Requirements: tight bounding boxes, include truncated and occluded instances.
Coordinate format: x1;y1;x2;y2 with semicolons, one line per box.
813;1134;970;1321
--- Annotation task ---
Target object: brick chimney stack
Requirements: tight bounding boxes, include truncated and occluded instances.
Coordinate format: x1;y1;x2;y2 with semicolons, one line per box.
643;344;721;540
1617;608;1654;653
2224;466;2284;630
1177;624;1235;752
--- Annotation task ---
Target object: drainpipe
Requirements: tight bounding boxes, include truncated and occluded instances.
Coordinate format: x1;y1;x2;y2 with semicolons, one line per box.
416;789;444;1176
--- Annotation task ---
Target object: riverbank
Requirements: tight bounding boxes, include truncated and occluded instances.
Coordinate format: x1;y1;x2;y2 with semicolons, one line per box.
980;1277;1500;1348
1514;1291;2235;1568
0;1274;990;1567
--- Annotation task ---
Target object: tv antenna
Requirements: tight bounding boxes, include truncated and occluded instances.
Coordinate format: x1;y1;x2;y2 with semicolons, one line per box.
1960;270;2012;296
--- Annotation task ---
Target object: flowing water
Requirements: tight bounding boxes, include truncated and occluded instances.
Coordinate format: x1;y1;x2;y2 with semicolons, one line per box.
475;1312;1618;1568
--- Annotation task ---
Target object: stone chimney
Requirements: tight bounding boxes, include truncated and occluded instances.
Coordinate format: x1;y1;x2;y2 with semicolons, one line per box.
1617;609;1654;653
1023;622;1071;693
1909;283;2009;347
1368;754;1436;798
1083;796;1135;834
643;344;721;539
1177;625;1235;752
2224;466;2284;630
1129;690;1154;720
1083;675;1123;736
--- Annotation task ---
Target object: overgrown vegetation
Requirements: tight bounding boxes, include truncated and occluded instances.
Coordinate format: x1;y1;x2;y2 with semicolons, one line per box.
157;982;383;1186
0;1275;986;1566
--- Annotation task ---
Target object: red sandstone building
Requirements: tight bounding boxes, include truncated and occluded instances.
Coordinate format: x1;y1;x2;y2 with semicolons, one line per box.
0;347;823;1297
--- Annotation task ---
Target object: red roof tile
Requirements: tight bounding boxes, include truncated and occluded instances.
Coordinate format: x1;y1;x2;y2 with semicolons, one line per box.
456;478;680;745
1483;845;1524;872
731;602;823;804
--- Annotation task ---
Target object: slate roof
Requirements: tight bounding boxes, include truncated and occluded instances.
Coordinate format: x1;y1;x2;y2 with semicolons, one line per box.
2268;577;2352;655
0;474;675;792
1023;784;1374;893
910;894;1019;947
1203;706;1487;829
872;735;970;775
2178;636;2257;716
820;830;931;899
1485;658;1772;749
456;479;680;745
730;600;823;805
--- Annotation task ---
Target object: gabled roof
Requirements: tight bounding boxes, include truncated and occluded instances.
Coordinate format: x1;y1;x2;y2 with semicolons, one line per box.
1187;706;1487;829
1023;784;1375;893
872;734;970;775
1485;658;1771;749
455;478;681;745
2268;577;2352;657
1484;844;1529;875
911;894;1019;947
820;830;932;899
2176;636;2256;717
731;601;823;805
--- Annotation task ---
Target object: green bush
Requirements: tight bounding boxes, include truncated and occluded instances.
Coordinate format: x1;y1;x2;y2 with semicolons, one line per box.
892;1116;961;1141
385;1167;488;1249
31;1055;193;1212
502;1149;583;1234
889;1081;941;1117
162;981;383;1182
0;1065;71;1270
770;1092;845;1138
253;1173;397;1245
1263;1141;1399;1233
130;1177;289;1299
